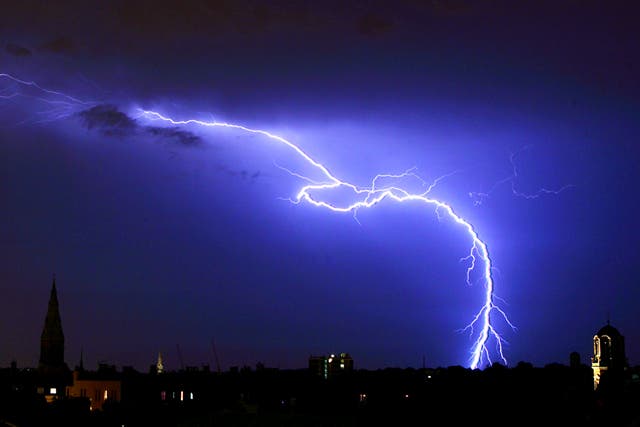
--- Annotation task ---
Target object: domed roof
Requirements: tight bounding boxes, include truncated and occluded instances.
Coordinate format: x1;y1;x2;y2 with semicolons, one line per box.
597;323;622;338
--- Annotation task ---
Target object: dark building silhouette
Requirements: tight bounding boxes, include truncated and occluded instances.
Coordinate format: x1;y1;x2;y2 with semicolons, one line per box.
39;276;66;371
570;351;581;368
67;363;122;411
37;276;71;401
591;321;627;390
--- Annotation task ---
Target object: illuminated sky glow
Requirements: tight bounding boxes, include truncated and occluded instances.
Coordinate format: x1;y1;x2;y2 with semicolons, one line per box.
0;1;638;372
136;108;519;369
1;70;516;368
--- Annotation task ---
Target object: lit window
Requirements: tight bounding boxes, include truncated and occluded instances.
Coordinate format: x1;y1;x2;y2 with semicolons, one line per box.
104;389;108;400
180;390;184;402
50;387;57;395
190;392;194;400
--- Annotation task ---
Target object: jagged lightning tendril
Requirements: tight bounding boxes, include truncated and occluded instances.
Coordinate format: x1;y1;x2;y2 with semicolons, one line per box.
136;109;515;369
0;72;515;369
469;144;574;206
0;73;98;124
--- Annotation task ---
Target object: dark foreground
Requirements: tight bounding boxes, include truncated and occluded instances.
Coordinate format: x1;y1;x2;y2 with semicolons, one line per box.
2;362;640;427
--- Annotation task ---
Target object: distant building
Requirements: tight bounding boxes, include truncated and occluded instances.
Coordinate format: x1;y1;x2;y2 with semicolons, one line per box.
309;353;353;379
66;364;121;411
569;351;581;368
36;276;71;401
591;321;627;390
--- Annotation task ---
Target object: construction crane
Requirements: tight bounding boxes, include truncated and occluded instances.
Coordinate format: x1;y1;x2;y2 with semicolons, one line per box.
176;344;185;371
211;338;221;373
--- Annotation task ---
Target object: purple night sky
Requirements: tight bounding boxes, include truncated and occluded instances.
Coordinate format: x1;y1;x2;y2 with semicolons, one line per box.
1;0;639;372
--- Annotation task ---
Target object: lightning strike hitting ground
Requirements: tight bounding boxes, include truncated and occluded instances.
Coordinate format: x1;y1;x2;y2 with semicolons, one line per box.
135;109;516;369
1;73;518;369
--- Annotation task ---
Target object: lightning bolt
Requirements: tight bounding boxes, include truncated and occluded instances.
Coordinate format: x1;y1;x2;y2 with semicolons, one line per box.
134;109;516;369
1;73;519;369
469;145;574;206
0;73;98;124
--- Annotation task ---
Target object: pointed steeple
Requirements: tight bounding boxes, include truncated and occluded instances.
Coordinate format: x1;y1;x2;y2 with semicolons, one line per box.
39;275;66;370
157;352;164;374
79;347;84;371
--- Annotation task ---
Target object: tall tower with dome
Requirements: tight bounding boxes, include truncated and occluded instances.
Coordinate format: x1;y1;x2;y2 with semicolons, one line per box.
591;321;627;390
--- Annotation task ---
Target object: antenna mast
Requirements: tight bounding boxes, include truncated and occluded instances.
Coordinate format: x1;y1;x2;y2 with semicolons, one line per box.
176;344;184;370
211;338;221;373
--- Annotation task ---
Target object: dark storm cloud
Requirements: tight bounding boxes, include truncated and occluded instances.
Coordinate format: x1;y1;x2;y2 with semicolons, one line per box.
356;13;394;37
78;105;137;137
145;126;200;146
103;0;353;45
78;104;200;146
5;43;32;57
38;36;75;54
428;0;474;15
0;0;418;58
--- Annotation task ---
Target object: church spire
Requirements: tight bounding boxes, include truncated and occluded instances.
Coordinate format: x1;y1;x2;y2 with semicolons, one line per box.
39;275;66;370
156;352;164;374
